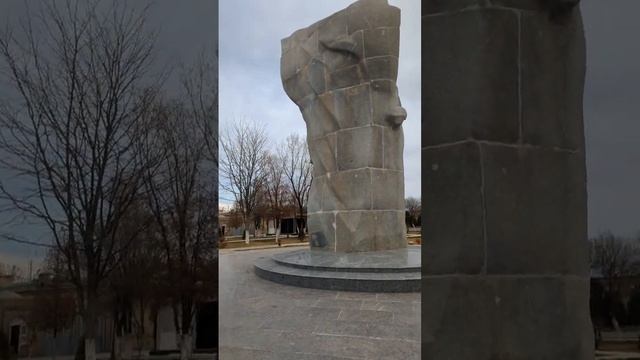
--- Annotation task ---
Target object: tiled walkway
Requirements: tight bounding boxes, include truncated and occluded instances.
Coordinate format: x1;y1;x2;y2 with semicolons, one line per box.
219;247;421;360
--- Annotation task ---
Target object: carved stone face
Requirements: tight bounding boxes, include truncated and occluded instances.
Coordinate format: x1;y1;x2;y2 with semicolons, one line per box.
281;0;406;252
281;0;405;136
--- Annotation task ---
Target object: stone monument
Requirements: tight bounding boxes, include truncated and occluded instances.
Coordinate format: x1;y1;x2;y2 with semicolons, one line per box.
281;0;406;252
422;0;593;358
255;0;419;292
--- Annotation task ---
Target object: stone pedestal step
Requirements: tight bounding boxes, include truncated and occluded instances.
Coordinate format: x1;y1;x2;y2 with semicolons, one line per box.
254;248;421;292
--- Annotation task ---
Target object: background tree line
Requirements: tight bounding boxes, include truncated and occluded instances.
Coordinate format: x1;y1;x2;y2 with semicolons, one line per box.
590;230;640;332
219;121;311;244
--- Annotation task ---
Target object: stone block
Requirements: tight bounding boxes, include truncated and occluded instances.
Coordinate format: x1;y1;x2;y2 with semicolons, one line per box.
423;9;519;145
422;276;593;359
521;10;586;149
422;142;485;274
423;0;545;15
383;126;404;170
335;211;376;252
482;144;588;275
280;46;309;81
307;176;324;213
317;10;348;46
319;84;372;130
364;27;400;58
308;212;336;250
282;73;314;104
337;126;383;170
371;169;404;210
301;96;340;140
307;58;326;95
364;56;398;81
327;64;365;91
322;169;372;211
373;211;406;250
309;134;337;176
348;0;401;34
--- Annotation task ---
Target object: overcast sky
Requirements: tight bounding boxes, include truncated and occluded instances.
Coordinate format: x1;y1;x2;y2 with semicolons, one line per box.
0;0;218;271
218;0;422;205
582;0;640;238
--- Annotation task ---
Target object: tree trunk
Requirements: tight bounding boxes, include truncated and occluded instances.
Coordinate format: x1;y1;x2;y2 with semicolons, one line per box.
612;316;621;333
84;338;96;360
83;293;98;360
297;216;304;241
178;334;192;360
51;335;57;360
274;218;281;246
111;334;121;360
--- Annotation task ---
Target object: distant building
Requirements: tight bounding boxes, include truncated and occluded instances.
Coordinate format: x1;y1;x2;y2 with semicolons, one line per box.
218;203;307;239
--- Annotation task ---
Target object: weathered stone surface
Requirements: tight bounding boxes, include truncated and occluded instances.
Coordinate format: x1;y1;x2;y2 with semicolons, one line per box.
308;212;336;250
301;96;339;140
365;56;398;81
423;1;592;358
306;176;324;213
319;169;372;211
335;211;376;251
319;84;373;130
482;144;588;275
347;0;401;33
423;0;548;15
371;169;404;210
383;127;403;170
334;210;406;252
309;134;337;176
422;142;485;274
327;64;365;91
363;27;399;58
337;126;383;170
281;0;406;253
423;9;519;146
373;211;406;250
521;8;586;149
422;276;593;359
371;80;405;128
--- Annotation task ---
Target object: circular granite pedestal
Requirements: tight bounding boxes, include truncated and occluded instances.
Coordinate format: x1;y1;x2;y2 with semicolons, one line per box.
254;246;421;292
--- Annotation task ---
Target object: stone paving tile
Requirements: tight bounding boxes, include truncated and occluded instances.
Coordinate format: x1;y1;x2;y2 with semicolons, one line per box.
336;291;379;301
312;298;363;309
337;309;394;323
219;248;421;360
312;319;420;342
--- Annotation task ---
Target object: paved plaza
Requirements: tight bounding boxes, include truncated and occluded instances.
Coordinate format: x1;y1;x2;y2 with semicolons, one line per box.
219;247;421;359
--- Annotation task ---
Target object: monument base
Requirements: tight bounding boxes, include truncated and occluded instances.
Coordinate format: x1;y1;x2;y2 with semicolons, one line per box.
254;246;420;292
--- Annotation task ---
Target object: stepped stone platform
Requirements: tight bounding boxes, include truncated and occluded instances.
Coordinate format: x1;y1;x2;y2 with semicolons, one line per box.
254;246;421;292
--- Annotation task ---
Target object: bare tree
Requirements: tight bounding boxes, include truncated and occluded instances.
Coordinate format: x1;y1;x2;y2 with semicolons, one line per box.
142;55;217;359
279;134;312;240
180;48;218;165
219;120;268;242
405;197;421;228
263;153;288;245
591;231;640;331
0;2;161;359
